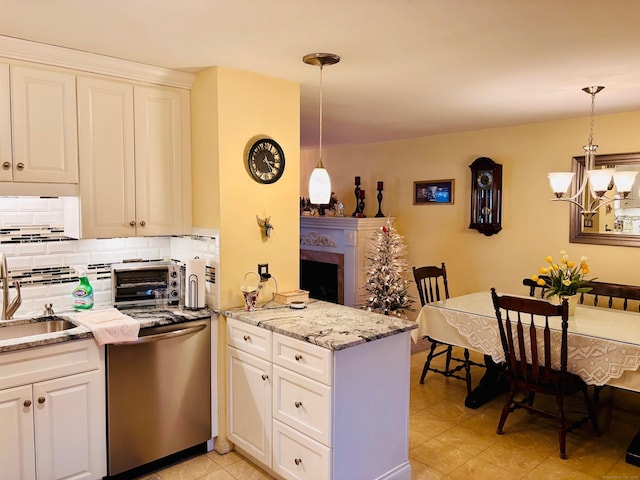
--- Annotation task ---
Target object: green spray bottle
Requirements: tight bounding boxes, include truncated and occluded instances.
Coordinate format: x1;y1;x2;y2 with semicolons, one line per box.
72;266;94;310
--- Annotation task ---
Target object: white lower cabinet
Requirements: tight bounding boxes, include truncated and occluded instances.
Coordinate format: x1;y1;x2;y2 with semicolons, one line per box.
227;317;411;480
0;340;106;480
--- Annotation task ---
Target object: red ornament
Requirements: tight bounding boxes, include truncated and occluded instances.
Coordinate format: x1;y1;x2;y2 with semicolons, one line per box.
382;226;388;233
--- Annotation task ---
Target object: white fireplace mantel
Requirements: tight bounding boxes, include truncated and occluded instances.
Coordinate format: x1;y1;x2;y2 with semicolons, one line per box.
300;216;394;306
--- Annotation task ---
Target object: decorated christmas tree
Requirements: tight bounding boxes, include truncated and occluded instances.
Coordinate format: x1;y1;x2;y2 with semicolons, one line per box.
363;220;413;316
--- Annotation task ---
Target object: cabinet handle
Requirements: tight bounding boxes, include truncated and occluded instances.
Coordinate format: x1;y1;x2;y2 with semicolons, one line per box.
37;396;45;404
139;220;146;227
16;162;24;171
1;161;9;170
243;335;251;342
295;354;303;361
261;374;269;381
295;401;303;408
23;399;32;407
294;458;302;466
129;220;136;226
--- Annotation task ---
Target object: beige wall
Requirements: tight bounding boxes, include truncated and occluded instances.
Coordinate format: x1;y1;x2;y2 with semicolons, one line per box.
303;111;640;318
192;67;300;309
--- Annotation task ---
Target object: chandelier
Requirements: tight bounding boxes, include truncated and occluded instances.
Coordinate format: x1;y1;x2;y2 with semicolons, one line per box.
548;86;638;226
303;53;340;205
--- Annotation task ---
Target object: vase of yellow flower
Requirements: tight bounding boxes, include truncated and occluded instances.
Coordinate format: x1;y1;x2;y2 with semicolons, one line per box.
530;250;594;315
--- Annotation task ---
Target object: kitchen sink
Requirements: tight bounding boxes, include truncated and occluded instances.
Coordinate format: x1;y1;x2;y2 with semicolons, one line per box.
0;316;77;341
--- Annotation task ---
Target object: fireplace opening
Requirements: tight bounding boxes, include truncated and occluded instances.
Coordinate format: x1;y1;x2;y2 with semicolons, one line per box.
300;260;339;304
299;249;344;305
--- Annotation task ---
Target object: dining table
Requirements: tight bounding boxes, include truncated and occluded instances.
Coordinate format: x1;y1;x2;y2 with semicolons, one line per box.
412;291;640;466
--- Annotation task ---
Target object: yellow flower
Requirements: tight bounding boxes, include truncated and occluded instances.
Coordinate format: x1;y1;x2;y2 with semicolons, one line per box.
531;274;539;281
582;267;589;274
536;278;546;286
552;264;559;270
567;261;575;268
545;256;553;264
539;267;548;274
562;279;571;286
561;257;567;264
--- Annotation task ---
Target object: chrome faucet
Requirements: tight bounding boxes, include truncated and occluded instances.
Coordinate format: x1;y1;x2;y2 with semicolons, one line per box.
1;253;21;320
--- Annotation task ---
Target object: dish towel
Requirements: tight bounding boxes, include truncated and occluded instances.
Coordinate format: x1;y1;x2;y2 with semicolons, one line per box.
74;308;140;345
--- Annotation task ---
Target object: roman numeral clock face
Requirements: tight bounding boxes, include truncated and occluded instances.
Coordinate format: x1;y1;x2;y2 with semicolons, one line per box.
247;139;285;184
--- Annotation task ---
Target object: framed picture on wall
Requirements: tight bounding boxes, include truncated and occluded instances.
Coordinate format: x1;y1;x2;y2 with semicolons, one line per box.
414;179;455;205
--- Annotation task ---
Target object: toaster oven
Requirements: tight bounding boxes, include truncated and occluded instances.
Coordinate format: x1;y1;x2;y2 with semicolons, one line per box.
111;260;180;308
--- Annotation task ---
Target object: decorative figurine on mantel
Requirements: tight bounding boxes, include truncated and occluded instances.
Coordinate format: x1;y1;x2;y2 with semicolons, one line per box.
356;189;366;218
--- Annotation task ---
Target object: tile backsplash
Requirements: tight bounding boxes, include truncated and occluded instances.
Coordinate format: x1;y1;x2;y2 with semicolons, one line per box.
0;197;219;317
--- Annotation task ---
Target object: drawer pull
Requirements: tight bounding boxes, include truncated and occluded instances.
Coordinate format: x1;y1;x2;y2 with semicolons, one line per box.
139;220;146;227
129;220;136;226
294;354;303;361
243;335;251;342
295;401;303;408
16;162;24;171
23;399;31;407
37;396;45;404
262;374;269;381
1;161;9;170
294;458;302;466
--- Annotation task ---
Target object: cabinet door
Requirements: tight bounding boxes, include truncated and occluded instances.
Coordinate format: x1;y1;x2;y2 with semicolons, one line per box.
0;384;36;480
34;370;106;480
11;64;78;183
227;346;272;468
134;84;187;236
0;63;11;182
77;76;136;238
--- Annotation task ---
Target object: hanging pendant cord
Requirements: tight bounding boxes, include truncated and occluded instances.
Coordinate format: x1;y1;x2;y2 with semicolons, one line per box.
318;64;324;168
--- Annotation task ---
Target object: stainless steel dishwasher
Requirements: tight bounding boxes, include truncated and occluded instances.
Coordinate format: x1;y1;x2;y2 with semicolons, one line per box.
106;319;211;477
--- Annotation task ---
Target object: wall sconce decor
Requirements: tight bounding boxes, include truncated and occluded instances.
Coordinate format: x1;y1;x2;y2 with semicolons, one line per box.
548;86;638;227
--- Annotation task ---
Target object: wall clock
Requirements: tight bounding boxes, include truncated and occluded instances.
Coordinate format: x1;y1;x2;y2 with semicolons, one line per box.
247;138;285;184
469;156;503;236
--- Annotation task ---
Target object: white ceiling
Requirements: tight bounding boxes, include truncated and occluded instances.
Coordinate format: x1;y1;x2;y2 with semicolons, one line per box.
1;0;640;148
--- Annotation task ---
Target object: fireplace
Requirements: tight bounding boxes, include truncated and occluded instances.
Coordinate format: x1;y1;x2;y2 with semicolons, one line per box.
300;216;393;307
300;250;344;304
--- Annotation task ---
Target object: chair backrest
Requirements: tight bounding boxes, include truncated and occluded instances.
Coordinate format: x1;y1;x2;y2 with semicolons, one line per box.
491;288;570;384
412;263;449;307
579;281;640;311
523;277;547;298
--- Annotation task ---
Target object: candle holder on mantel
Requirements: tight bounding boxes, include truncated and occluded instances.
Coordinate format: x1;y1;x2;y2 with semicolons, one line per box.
375;181;384;217
356;189;366;218
352;176;361;217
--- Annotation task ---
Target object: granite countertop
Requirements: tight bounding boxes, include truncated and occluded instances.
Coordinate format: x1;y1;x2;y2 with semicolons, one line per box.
0;306;216;354
224;299;417;350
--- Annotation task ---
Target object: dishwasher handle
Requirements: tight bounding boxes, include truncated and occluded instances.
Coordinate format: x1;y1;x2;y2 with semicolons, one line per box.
118;323;207;345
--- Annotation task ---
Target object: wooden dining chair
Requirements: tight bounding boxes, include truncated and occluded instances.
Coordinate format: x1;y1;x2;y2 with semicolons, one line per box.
413;264;482;394
522;277;548;298
490;288;600;459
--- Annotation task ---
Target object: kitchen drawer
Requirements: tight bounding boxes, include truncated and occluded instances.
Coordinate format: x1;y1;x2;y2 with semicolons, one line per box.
273;333;332;385
272;419;330;480
273;365;331;446
227;318;272;361
0;339;101;390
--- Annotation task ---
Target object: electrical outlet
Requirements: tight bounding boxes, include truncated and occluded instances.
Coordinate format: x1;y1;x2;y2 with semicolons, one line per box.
258;263;270;280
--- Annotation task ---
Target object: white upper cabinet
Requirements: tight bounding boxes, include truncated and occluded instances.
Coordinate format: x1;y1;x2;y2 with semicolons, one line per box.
0;63;11;183
133;84;190;237
77;76;136;239
9;64;78;184
76;76;190;238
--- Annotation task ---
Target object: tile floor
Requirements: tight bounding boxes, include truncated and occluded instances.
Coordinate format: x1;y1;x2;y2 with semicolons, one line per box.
139;348;640;480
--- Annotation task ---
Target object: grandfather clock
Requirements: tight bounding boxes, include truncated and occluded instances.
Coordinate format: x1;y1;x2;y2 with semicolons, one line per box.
469;156;502;236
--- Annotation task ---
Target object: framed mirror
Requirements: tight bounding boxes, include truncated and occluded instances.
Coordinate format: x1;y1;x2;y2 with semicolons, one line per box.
569;152;640;247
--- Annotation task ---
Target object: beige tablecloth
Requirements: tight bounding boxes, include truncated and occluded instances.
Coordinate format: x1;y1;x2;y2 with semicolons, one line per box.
413;292;640;392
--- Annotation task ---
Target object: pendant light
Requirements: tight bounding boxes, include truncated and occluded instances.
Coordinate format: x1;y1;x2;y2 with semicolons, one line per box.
548;86;638;223
304;53;340;205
